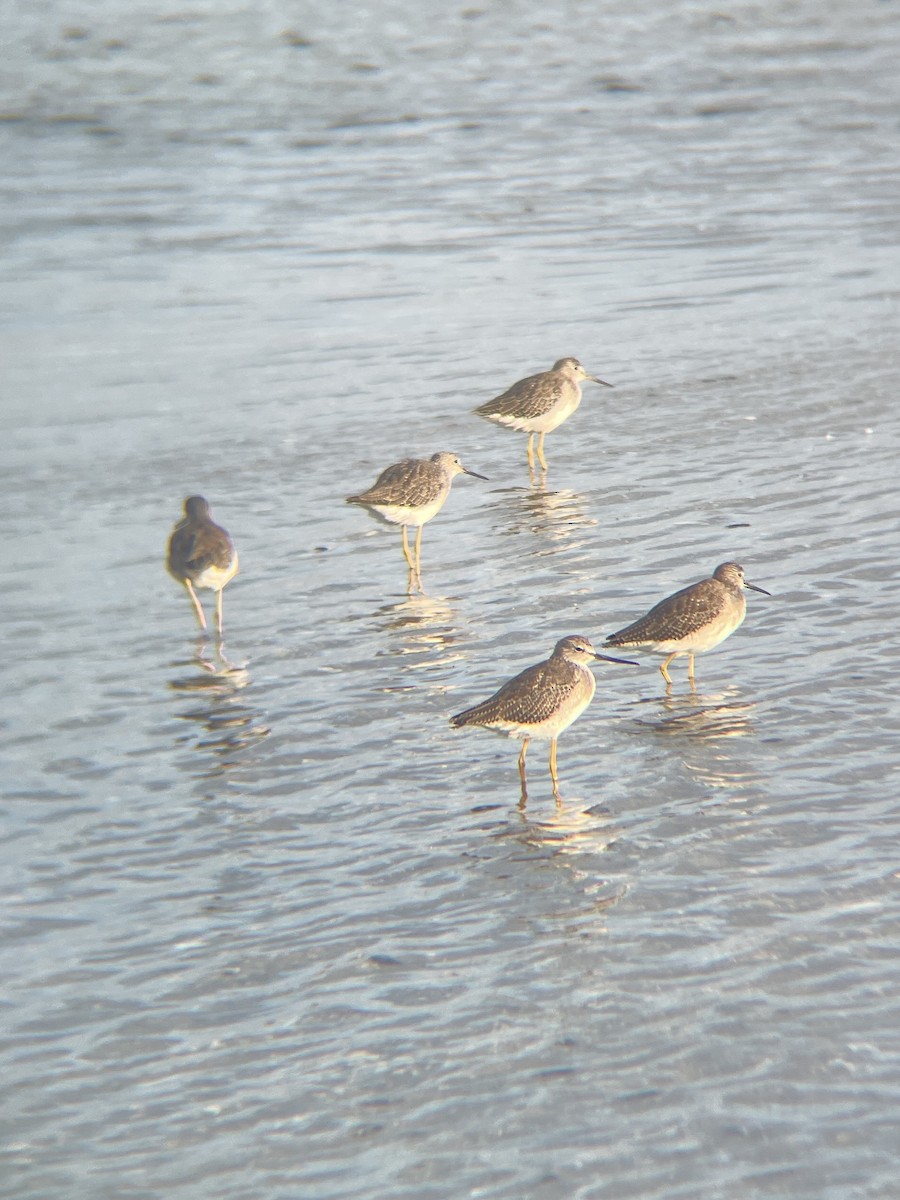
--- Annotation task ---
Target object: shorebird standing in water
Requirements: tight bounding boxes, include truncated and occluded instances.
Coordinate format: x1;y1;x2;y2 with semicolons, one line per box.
473;357;612;473
604;562;771;688
166;495;239;636
347;451;487;594
451;635;637;801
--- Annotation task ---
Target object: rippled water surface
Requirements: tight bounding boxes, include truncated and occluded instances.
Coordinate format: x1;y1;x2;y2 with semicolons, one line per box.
2;2;900;1197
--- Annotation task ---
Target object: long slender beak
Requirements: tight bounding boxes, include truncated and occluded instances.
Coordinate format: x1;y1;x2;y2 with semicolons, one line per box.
744;581;771;596
588;376;613;388
463;467;489;480
594;652;639;666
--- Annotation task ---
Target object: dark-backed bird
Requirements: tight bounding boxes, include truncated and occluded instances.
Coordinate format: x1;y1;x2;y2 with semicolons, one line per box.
473;357;611;472
450;634;637;800
166;495;239;636
346;452;486;594
604;562;770;687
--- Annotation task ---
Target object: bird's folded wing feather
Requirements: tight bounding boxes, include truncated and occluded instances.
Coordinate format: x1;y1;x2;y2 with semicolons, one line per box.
609;580;723;643
476;373;556;420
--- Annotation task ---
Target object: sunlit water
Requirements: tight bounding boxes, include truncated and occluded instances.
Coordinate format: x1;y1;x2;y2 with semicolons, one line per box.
2;2;899;1197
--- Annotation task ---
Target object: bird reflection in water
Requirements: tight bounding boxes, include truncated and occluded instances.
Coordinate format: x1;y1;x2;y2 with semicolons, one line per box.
169;641;269;773
487;800;626;920
513;798;621;855
494;482;598;548
374;594;463;695
189;634;244;675
633;687;760;791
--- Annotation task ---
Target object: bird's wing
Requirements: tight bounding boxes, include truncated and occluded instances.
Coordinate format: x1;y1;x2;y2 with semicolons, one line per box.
607;579;724;645
354;458;439;505
475;372;557;420
453;659;570;726
169;521;233;575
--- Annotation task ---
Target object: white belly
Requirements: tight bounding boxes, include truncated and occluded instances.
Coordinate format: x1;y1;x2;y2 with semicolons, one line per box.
653;607;745;655
492;394;581;435
494;681;595;741
193;553;239;592
364;495;447;527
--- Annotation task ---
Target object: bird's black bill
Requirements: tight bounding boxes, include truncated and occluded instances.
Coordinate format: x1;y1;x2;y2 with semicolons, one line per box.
595;652;640;666
464;468;489;480
591;377;614;388
745;582;771;595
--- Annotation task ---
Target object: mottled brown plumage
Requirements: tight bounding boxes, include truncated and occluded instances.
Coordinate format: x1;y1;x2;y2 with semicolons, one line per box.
473;357;612;472
348;455;458;513
452;653;593;732
451;635;637;799
608;576;730;645
346;452;486;594
604;562;770;686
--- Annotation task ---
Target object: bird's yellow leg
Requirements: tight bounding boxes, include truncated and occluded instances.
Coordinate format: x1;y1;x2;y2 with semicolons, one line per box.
549;736;561;799
518;737;530;802
215;588;225;636
687;653;696;687
526;434;536;472
660;654;676;686
536;432;548;471
414;524;425;593
401;525;415;569
401;526;416;593
184;580;207;631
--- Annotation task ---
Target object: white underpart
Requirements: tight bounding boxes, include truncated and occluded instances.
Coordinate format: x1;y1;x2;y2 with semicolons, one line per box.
363;493;448;527
490;392;581;434
641;604;746;655
192;552;239;591
491;673;596;740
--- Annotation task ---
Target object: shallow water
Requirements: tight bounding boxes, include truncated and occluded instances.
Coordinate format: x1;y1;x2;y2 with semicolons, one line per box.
2;1;900;1197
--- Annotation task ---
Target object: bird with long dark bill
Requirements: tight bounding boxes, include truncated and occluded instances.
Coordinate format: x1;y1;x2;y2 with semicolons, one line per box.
604;561;770;687
347;452;486;594
451;635;637;801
